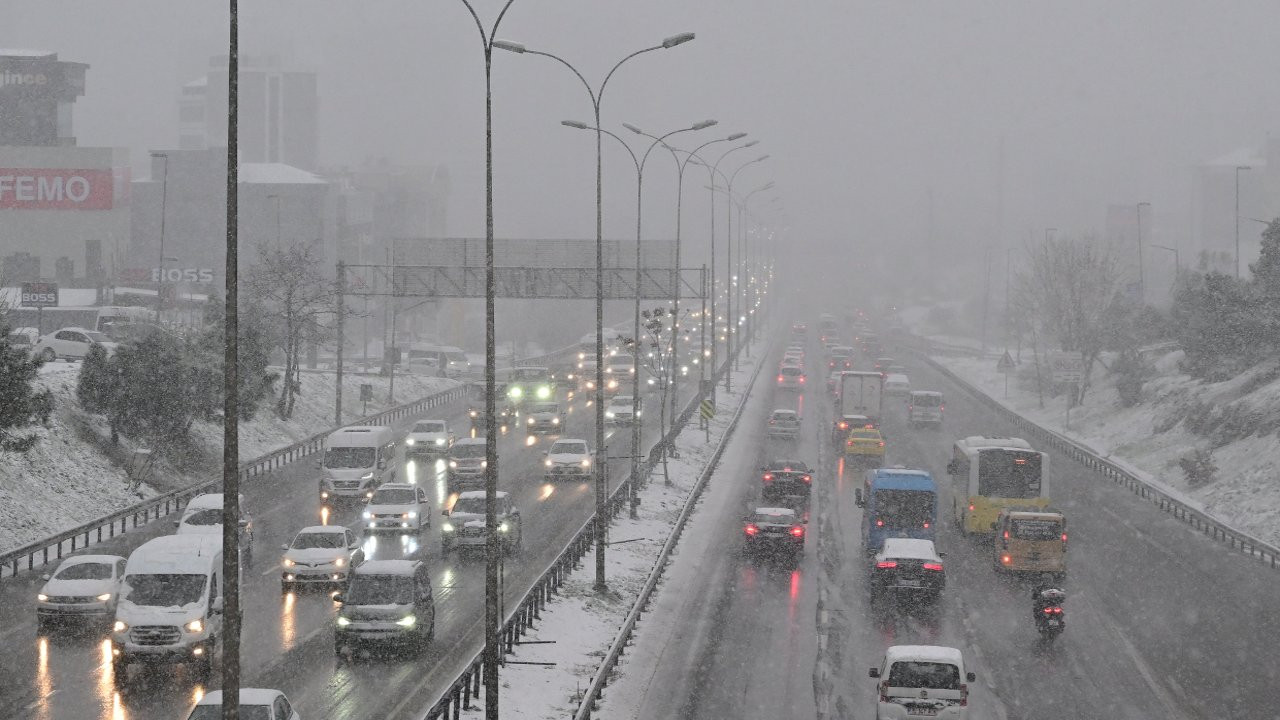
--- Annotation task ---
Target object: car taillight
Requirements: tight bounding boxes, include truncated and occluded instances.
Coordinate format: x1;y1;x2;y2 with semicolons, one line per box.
790;526;805;537
969;503;975;511
922;521;930;529
875;561;896;569
777;375;784;382
762;473;773;482
908;405;913;411
1003;530;1010;540
864;423;874;429
939;405;944;411
838;421;848;429
802;474;811;483
1043;606;1063;614
846;439;853;447
960;683;968;707
744;524;759;536
875;519;884;527
1001;554;1012;564
1062;533;1068;543
878;441;885;447
799;376;806;383
879;682;890;703
922;562;944;571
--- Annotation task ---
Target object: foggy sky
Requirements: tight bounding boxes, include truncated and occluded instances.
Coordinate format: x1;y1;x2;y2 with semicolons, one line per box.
10;0;1280;268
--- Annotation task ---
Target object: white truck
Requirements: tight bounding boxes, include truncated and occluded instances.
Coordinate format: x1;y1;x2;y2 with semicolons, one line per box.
838;371;884;427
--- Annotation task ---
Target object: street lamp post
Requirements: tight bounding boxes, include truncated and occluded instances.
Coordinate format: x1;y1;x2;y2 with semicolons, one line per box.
706;142;757;388
561;118;714;514
455;2;518;717
1236;165;1252;279
1150;243;1180;275
627;129;746;427
1136;202;1150;304
497;32;695;593
151;151;169;324
740;181;774;357
723;155;769;390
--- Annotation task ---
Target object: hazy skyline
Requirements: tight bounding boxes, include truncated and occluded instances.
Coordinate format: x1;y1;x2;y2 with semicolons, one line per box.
10;0;1280;268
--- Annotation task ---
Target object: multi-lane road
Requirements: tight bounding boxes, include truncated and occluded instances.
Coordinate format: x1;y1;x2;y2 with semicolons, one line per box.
617;322;1280;720
0;365;704;720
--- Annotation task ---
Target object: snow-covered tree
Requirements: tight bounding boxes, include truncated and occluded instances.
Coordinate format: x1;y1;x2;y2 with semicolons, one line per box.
0;322;52;452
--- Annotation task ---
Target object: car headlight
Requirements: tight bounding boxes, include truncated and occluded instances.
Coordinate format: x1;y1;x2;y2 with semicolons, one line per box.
536;386;551;399
406;438;416;446
545;459;553;467
581;459;591;468
406;511;417;519
113;620;128;633
395;615;416;627
442;522;455;533
527;417;535;424
334;558;346;568
362;511;372;519
481;460;487;468
605;411;615;418
336;616;351;626
449;460;458;468
636;410;642;417
360;472;374;480
499;522;509;533
508;387;523;399
284;558;296;567
185;619;204;633
37;593;49;602
436;438;446;446
97;593;113;602
469;409;478;417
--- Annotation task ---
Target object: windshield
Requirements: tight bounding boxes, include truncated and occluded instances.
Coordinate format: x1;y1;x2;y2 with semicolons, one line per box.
371;488;416;505
413;422;445;433
912;394;942;407
445;351;467;362
451;443;486;458
550;442;587;455
886;661;961;690
872;489;934;529
346;574;414;605
781;367;802;376
292;532;345;549
56;562;113;580
611;397;633;406
850;430;877;439
325;447;376;469
181;509;223;527
82;331;109;343
529;402;559;413
188;706;271;720
124;574;206;607
452;498;486;514
978;449;1043;498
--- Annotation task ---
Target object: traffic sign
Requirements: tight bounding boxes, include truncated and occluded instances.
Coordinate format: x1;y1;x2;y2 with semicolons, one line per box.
997;351;1015;374
1048;351;1085;384
700;398;715;420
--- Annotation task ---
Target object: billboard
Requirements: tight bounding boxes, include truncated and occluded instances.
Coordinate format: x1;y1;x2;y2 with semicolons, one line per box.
0;169;117;209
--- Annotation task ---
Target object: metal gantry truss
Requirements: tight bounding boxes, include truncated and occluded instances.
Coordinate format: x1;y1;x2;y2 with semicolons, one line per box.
341;263;706;300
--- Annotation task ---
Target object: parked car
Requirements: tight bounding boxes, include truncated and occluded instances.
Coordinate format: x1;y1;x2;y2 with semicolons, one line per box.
36;554;126;629
32;327;117;362
280;525;364;591
441;490;522;554
6;327;39;359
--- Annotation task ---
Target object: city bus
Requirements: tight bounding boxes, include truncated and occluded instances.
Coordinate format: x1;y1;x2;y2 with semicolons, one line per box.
946;436;1049;535
855;468;938;552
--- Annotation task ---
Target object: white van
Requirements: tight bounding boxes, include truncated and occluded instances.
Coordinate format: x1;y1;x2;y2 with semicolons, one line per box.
869;645;975;719
318;425;399;503
174;493;254;563
111;535;228;684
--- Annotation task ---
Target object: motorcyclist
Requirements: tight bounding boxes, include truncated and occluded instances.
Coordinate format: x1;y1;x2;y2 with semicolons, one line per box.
1031;585;1066;626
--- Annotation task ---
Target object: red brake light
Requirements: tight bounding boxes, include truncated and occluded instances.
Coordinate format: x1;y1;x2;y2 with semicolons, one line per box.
838;421;848;429
939;405;944;411
802;474;811;483
744;524;759;536
1014;458;1028;465
1001;554;1012;564
878;441;885;447
799;376;806;383
922;562;944;571
875;560;897;569
790;526;805;537
960;683;969;707
762;473;773;482
923;521;930;529
875;519;884;527
777;375;784;382
864;423;874;429
968;503;975;511
1043;606;1063;614
1003;530;1010;540
1062;533;1068;543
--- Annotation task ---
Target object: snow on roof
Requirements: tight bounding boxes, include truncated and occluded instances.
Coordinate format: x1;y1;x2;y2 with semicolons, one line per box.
961;436;1032;450
58;554;125;566
0;49;56;57
885;644;964;666
885;373;910;382
458;490;508;500
239;162;327;185
298;525;345;534
454;436;486;445
126;535;222;574
879;538;940;560
186;493;246;510
753;507;796;517
196;689;282;706
354;559;418;576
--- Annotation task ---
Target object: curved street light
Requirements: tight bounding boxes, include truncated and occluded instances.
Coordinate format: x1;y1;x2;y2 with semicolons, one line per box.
498;32;694;592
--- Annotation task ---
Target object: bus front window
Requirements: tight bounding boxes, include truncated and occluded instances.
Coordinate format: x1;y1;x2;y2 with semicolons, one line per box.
978;450;1042;498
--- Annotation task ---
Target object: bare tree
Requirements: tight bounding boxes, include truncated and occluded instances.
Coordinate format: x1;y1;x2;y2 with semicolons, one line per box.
244;241;334;419
1013;233;1127;404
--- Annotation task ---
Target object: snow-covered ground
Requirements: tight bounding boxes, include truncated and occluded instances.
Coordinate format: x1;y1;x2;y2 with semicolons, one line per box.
450;358;762;720
924;344;1280;548
0;362;458;557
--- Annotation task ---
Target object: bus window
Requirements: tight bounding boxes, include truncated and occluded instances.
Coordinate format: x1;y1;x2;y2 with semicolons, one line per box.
872;489;934;529
977;450;1042;497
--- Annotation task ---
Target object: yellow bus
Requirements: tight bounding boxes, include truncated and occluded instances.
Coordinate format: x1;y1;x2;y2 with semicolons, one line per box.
945;436;1049;536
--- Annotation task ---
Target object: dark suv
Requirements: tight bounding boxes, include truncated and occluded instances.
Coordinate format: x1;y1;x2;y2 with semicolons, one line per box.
334;560;435;656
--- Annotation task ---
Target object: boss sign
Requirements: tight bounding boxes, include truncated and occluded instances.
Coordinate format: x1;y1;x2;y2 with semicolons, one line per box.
0;169;115;210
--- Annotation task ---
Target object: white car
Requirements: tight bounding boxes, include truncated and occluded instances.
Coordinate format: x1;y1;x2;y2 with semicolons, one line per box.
869;645;975;719
174;493;254;561
544;438;592;481
441;490;522;554
186;688;301;720
767;409;801;440
405;419;452;457
907;391;944;426
605;395;641;425
32;327;117;362
884;373;911;396
362;483;431;533
36;554;126;628
280;525;364;591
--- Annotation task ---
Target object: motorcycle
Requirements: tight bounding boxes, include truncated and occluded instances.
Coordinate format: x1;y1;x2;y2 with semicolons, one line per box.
1033;587;1067;641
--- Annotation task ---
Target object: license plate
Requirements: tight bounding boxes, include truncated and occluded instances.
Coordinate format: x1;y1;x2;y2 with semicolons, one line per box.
1047;618;1061;627
898;579;921;587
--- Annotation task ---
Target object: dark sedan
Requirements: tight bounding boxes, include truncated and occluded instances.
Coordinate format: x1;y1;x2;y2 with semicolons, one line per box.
869;538;946;606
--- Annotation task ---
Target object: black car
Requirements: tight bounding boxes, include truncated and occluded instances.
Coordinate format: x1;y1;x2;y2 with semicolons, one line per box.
869;538;946;605
760;460;813;502
743;507;806;556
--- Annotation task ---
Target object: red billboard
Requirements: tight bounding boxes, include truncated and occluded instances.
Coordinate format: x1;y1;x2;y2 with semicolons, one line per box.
0;168;116;209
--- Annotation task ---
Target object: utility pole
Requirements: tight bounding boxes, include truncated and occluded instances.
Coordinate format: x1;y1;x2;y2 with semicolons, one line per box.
221;2;242;717
1136;202;1150;304
335;261;345;425
1236;166;1252;279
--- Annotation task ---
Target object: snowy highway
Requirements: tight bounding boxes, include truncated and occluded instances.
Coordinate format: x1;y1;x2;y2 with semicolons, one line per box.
0;369;702;720
612;329;1280;720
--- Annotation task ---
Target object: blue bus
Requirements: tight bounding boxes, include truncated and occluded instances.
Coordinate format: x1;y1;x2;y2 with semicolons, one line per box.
856;468;938;552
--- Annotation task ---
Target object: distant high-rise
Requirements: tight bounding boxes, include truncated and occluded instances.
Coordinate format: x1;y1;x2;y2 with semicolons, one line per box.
0;50;88;146
178;54;318;171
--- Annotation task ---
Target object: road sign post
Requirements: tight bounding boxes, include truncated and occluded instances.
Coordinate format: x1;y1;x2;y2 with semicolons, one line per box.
997;351;1015;398
700;397;715;442
21;281;59;336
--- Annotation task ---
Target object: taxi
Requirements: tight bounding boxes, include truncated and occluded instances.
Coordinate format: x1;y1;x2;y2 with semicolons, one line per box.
844;427;885;462
993;506;1067;579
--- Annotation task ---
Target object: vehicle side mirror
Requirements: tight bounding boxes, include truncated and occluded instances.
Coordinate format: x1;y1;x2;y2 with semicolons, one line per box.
377;460;387;470
945;460;958;475
280;544;290;552
868;668;880;679
938;551;947;558
966;672;976;682
239;519;250;528
333;593;345;605
210;597;224;613
41;573;50;581
854;489;864;507
441;508;449;517
173;520;181;528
